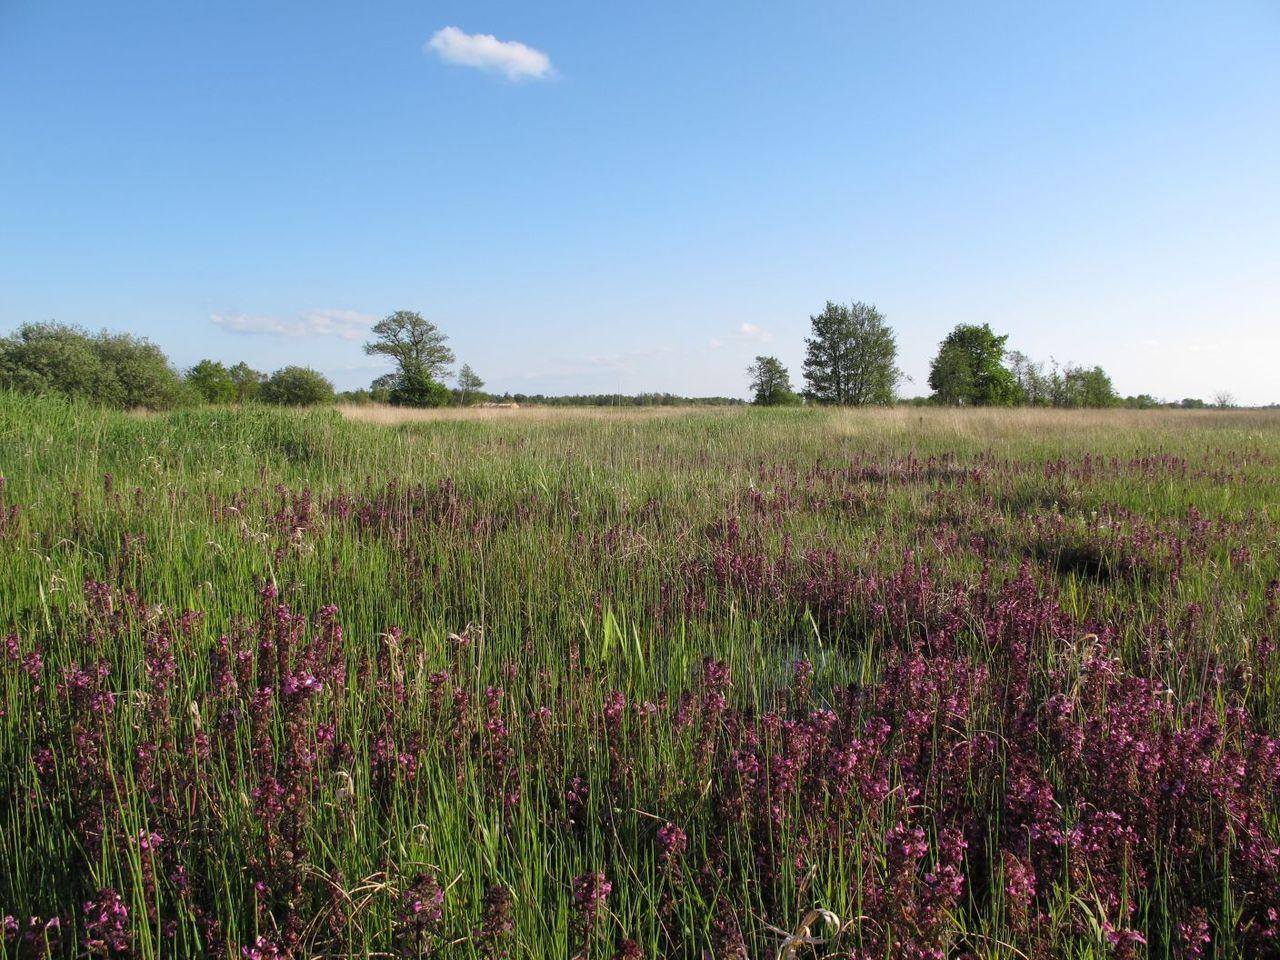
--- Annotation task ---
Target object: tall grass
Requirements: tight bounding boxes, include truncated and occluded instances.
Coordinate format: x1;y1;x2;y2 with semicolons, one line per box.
1;393;1278;958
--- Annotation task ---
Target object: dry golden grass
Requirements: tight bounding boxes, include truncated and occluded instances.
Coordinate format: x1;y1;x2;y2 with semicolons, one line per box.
335;403;741;425
827;405;1280;443
338;402;1280;441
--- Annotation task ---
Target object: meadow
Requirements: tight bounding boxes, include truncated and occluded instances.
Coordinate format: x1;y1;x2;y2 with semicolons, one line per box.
1;395;1278;959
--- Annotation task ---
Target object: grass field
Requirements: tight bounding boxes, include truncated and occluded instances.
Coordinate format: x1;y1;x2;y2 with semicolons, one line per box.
2;395;1279;959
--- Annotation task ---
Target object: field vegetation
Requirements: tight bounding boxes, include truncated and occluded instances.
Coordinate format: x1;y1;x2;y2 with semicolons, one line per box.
2;396;1278;958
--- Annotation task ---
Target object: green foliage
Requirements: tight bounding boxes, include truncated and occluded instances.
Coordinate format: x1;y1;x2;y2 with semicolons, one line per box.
456;363;486;405
228;361;265;403
1122;394;1160;409
185;360;238;404
364;311;455;386
1061;365;1118;408
388;370;451;408
363;311;457;406
1006;350;1046;405
802;301;902;405
747;355;800;406
259;365;335;406
94;331;190;409
928;323;1018;406
0;321;187;409
0;322;112;400
1008;352;1119;408
928;341;976;405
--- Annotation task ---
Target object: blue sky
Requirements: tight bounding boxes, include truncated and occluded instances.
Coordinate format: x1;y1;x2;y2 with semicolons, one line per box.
2;1;1277;402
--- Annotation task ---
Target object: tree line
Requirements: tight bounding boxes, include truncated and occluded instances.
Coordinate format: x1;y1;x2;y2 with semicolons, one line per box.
0;314;491;410
0;315;744;411
748;301;1235;409
0;307;1240;411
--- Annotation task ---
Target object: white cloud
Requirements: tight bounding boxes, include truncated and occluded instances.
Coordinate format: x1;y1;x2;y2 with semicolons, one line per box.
425;26;553;81
709;322;774;350
210;309;375;341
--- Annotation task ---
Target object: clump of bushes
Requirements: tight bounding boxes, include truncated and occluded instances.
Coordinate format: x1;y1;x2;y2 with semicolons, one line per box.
0;322;338;410
0;322;188;410
187;359;333;407
387;370;451;408
259;366;335;406
185;359;269;404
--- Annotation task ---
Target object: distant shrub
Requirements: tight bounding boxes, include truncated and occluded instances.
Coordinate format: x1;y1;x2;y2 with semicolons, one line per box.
95;331;191;409
747;355;802;406
229;361;266;403
0;322;188;409
259;366;335;406
388;371;451;408
185;359;238;404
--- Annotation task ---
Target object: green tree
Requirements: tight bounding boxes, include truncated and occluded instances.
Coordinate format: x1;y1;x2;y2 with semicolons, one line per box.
186;360;237;404
364;311;455;406
747;355;800;406
1123;394;1161;409
388;370;451;408
92;331;188;409
802;301;902;405
1063;365;1118;408
229;362;265;403
0;322;186;409
0;322;114;402
928;324;1017;406
259;366;335;406
456;364;486;405
1006;350;1048;406
928;342;975;406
